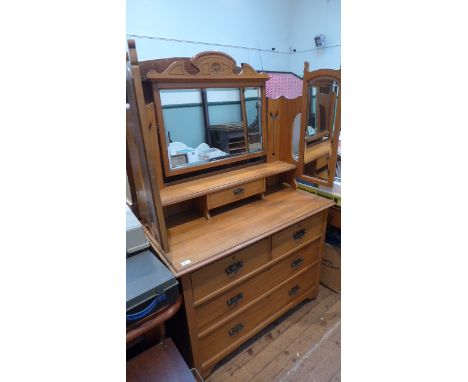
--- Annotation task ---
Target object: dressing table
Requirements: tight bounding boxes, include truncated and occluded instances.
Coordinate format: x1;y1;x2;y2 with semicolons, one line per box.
126;40;340;377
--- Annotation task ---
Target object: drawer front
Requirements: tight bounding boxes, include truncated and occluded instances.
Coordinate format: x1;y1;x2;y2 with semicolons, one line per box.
272;213;324;259
269;241;320;285
199;264;318;364
207;179;265;210
195;241;320;332
191;238;269;302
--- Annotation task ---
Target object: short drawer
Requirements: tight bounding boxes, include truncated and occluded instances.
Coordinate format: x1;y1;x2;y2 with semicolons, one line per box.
195;241;320;332
207;179;265;211
195;265;272;333
269;241;320;285
272;213;324;259
191;238;269;302
199;264;318;364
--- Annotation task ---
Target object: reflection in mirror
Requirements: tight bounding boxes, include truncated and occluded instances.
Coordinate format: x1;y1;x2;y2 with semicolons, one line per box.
244;87;263;152
161;89;211;170
161;88;251;171
206;88;246;157
291;113;301;161
303;80;339;182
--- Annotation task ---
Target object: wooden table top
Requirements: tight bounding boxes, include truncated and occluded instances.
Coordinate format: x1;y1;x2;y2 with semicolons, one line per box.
163;188;333;275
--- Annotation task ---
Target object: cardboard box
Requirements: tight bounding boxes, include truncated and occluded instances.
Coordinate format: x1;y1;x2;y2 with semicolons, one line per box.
320;243;341;293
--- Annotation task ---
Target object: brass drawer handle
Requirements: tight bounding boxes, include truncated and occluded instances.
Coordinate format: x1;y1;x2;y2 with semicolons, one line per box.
291;257;304;269
293;229;306;241
289;285;300;296
229;323;245;336
233;187;245;196
227;292;244;307
225;261;243;276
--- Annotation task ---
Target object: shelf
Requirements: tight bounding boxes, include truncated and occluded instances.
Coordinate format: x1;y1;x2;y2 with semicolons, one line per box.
305;131;329;143
160;160;296;206
163;188;333;275
304;140;332;164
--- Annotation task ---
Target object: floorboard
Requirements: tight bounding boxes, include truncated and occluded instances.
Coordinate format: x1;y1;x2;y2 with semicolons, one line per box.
206;285;341;382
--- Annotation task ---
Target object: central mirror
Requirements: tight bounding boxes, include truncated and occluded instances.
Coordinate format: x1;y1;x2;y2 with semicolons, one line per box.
160;86;264;172
206;88;245;157
298;68;341;187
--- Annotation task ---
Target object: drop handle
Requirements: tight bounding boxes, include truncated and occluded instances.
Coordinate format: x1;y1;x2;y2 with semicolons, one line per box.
233;187;245;196
229;323;245;336
225;261;244;276
291;257;304;269
289;285;300;296
293;229;306;241
226;293;244;307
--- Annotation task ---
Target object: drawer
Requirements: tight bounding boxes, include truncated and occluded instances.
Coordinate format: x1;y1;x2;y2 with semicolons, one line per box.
195;241;320;332
206;179;265;211
272;213;324;259
269;241;320;285
199;264;318;364
191;238;269;302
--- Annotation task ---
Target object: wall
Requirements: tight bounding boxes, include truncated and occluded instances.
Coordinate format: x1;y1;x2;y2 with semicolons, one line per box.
287;0;341;75
126;0;291;72
127;0;341;74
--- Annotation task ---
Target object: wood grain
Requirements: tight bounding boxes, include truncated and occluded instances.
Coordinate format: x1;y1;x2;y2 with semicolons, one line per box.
126;43;169;250
250;298;340;381
206;286;340;382
200;266;318;372
266;96;302;166
271;212;324;259
304;140;332;164
191;239;269;302
160;161;296;206
195;242;319;333
163;188;333;275
206;178;265;211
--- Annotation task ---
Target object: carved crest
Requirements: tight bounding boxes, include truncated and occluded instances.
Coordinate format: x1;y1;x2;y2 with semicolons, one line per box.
146;51;269;81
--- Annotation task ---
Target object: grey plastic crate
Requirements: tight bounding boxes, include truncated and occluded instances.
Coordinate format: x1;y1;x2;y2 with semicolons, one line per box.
126;205;149;255
126;250;179;317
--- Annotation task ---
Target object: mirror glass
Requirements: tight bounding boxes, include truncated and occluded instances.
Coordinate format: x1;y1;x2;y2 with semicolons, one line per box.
160;86;265;172
303;80;339;182
206;88;246;157
244;87;263;152
291;113;302;161
161;89;210;170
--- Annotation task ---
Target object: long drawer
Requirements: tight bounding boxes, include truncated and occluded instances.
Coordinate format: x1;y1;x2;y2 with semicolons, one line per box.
191;238;269;302
195;240;320;332
199;263;318;365
271;213;324;259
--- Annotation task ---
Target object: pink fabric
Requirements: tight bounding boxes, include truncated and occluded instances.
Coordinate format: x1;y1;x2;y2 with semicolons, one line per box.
265;73;303;99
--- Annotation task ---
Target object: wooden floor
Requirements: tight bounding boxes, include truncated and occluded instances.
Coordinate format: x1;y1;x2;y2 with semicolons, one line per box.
206;285;341;382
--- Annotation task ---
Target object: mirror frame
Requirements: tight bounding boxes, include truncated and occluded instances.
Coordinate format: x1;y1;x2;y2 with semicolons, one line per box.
145;52;270;178
297;64;341;188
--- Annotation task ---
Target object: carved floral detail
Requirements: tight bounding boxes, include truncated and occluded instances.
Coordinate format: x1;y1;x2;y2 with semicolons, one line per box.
210;62;222;73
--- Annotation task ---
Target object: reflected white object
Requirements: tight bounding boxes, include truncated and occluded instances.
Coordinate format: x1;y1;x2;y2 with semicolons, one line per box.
195;143;210;155
168;142;188;155
198;147;227;160
185;150;198;164
168;141;228;167
307;126;316;136
292;113;302;158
